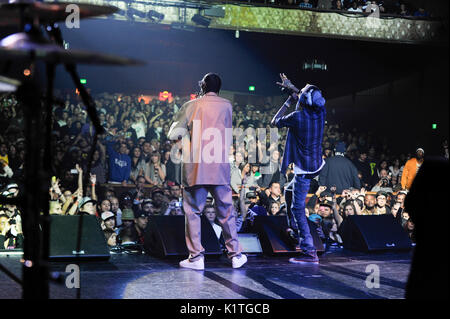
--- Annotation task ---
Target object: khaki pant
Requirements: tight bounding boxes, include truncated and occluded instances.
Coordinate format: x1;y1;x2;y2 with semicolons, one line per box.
183;184;242;261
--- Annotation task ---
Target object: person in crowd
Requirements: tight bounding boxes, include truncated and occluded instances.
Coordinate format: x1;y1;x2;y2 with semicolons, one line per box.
389;158;403;187
117;208;135;233
144;151;166;186
348;1;363;12
106;136;131;186
258;181;283;213
230;152;245;194
128;210;149;245
403;218;415;242
257;149;285;188
129;146;146;184
352;149;372;189
203;205;223;241
319;142;361;194
141;141;152;164
77;197;97;216
0;143;9;165
151;187;169;215
397;2;411;16
373;191;391;215
89;143;107;185
130;112;147;140
299;0;314;8
104;229;118;247
413;7;429;17
371;168;393;193
101;211;116;232
0;212;23;249
332;0;344;10
49;200;63;215
360;193;376;215
401;148;424;191
98;199;112;215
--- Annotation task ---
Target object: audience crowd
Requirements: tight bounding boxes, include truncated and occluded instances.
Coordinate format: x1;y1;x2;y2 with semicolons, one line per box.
1;91;448;252
254;0;433;18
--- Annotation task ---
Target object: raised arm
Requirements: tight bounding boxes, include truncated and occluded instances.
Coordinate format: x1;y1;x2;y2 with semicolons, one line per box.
90;173;97;201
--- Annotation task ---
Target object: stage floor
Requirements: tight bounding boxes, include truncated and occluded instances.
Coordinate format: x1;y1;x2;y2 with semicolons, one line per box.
0;249;412;299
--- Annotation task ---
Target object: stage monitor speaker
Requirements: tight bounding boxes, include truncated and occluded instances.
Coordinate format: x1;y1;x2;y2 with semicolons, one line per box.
254;216;324;256
49;215;110;261
339;215;412;252
144;215;222;258
238;233;263;254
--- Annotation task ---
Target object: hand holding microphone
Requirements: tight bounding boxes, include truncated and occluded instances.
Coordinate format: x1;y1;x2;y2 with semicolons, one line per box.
276;73;299;99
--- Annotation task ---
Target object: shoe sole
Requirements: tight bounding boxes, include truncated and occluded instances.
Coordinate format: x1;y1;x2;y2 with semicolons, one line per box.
179;265;204;270
232;256;248;269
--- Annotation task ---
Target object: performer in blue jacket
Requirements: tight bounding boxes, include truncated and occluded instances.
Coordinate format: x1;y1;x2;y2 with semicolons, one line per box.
271;73;326;264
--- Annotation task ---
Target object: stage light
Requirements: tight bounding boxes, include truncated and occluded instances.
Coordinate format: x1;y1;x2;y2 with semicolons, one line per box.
191;14;211;27
190;94;197;100
302;59;327;71
248;86;255;92
148;10;164;22
159;91;173;101
432;123;437;129
235;30;239;38
80;78;87;84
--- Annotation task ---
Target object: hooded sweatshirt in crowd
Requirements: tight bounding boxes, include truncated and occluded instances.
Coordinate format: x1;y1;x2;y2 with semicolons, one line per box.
106;140;131;183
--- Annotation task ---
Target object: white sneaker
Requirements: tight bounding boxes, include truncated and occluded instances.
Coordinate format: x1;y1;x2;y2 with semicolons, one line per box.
179;257;204;270
232;254;248;269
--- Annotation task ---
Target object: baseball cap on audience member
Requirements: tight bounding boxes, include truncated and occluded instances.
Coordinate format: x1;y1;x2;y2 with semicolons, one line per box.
134;210;149;219
416;148;425;154
335;142;346;153
319;190;333;198
121;209;135;221
308;213;322;223
319;200;333;209
151;187;164;196
142;198;153;206
78;197;96;209
6;183;19;191
376;191;387;199
101;211;115;221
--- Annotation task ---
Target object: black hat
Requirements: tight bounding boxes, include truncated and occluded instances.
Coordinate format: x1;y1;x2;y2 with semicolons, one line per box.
134;210;149;219
320;190;333;198
152;187;164;196
319;199;334;209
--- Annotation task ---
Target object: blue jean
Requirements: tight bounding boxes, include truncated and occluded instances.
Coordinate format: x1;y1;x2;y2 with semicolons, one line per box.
285;174;316;254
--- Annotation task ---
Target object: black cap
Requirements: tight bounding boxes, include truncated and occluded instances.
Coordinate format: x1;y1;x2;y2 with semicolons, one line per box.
134;209;149;218
319;199;334;209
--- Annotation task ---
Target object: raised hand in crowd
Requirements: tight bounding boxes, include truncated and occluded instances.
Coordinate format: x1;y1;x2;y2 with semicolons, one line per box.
315;185;327;197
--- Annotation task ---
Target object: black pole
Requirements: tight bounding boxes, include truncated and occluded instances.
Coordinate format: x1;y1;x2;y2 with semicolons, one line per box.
17;78;49;299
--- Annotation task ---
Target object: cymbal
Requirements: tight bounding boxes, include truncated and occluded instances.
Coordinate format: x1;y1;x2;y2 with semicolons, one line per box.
0;32;145;65
0;1;118;26
0;75;20;92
